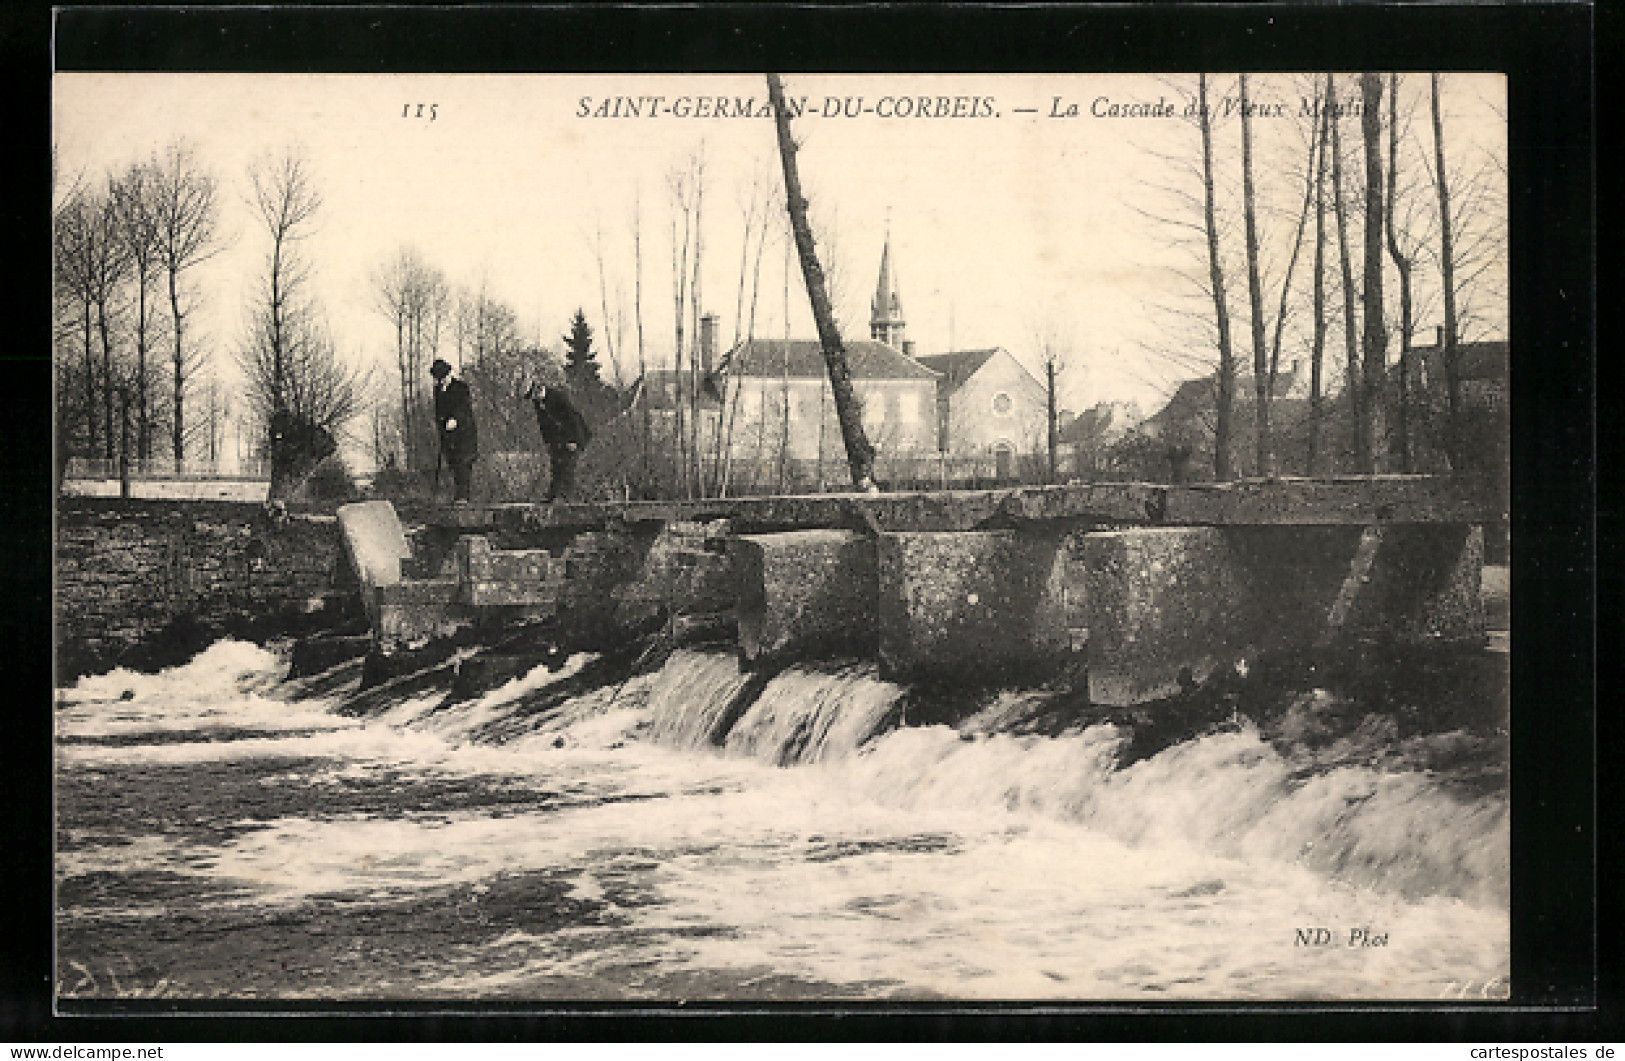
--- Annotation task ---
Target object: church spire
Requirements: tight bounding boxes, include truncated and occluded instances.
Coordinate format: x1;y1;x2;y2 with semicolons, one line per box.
870;222;907;348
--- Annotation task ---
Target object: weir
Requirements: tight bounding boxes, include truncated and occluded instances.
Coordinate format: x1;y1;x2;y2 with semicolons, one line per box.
330;477;1501;706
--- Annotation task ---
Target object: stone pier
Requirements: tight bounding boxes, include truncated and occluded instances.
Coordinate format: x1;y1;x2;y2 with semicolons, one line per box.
876;530;1071;683
733;530;877;664
335;478;1498;700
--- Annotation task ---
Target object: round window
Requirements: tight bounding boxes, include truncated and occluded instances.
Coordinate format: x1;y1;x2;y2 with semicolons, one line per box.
992;392;1013;416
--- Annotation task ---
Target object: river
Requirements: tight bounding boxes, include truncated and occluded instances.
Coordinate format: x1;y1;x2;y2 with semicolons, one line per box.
55;639;1509;1002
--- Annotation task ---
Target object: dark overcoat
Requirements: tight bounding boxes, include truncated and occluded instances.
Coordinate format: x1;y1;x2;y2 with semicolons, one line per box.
530;387;592;451
434;377;479;463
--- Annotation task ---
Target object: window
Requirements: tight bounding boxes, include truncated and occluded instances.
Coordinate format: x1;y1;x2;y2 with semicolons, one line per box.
899;390;920;424
993;392;1013;416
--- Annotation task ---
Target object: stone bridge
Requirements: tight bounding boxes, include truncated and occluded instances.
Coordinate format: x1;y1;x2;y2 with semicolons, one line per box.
334;477;1503;705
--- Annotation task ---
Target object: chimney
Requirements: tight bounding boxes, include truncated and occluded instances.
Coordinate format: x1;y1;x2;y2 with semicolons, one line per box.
902;339;917;359
700;313;720;374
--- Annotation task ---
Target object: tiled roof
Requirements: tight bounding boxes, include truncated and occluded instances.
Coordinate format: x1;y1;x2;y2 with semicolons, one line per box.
913;349;1001;396
724;339;939;381
1414;339;1509;382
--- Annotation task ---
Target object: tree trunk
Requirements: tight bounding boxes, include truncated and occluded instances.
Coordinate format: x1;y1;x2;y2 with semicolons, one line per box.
1198;73;1237;482
168;270;185;470
1266;99;1323;470
97;300;116;462
135;276;150;461
767;73;876;491
1359;72;1388;473
1431;72;1463;472
1309;97;1330;475
1239;75;1274;478
82;300;98;458
1046;359;1059;483
1329;74;1362;468
1384;72;1415;473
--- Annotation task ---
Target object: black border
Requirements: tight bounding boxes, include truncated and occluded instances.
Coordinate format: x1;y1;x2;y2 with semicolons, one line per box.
12;1;1602;1043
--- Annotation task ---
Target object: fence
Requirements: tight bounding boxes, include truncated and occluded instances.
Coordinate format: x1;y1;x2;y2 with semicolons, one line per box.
65;457;271;482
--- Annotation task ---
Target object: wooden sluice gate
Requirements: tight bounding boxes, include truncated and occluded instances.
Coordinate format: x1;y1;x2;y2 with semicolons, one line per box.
330;477;1504;706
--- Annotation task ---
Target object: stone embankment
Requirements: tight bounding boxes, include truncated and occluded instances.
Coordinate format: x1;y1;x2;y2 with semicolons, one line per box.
55;498;354;681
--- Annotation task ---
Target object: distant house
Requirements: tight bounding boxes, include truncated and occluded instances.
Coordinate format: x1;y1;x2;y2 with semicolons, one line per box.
1057;400;1143;478
1410;331;1508;410
1132;359;1319;479
638;308;938;477
1139;359;1315;442
639;231;1067;487
914;347;1048;477
713;337;939;461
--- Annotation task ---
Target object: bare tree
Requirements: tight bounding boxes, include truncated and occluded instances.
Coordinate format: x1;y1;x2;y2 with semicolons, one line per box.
1384;73;1423;472
1197;73;1238;481
245;149;322;419
1328;74;1364;466
1307;95;1332;475
1238;75;1275;478
1030;312;1077;484
149;142;223;470
766;72;876;492
53;189;102;459
84;183;132;462
1359;72;1389;473
371;245;448;471
239;149;360;495
667;149;705;496
114;162;162;461
631;185;651;489
1430;72;1463;471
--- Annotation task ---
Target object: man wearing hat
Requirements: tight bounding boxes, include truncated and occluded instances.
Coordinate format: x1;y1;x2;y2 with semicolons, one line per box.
522;376;591;502
430;358;478;503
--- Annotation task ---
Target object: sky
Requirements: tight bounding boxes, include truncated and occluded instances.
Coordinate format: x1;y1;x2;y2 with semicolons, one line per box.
53;72;1506;420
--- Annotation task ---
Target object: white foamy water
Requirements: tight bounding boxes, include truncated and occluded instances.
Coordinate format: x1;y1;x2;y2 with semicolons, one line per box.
55;641;1510;1001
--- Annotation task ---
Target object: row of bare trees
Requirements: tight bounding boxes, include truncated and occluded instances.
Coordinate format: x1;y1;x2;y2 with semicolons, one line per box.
1159;71;1505;481
55;143;372;496
53;143;223;474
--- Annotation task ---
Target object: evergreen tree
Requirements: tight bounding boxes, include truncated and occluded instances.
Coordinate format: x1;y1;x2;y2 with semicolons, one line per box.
562;309;601;390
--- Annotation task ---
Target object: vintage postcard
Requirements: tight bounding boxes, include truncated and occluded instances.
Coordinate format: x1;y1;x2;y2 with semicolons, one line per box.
53;61;1518;1007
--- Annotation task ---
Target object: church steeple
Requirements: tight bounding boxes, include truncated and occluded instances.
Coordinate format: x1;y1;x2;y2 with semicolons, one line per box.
870;226;907;349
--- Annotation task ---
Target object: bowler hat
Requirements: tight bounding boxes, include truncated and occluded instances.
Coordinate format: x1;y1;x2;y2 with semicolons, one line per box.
430;359;452;380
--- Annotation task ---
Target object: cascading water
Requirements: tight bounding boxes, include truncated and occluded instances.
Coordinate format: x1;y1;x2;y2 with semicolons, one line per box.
54;636;1510;1001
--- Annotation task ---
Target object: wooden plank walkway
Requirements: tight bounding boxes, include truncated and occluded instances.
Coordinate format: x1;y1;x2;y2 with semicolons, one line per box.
425;476;1505;534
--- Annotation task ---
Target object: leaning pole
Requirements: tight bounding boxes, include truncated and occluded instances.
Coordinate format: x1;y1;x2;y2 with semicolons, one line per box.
765;73;879;494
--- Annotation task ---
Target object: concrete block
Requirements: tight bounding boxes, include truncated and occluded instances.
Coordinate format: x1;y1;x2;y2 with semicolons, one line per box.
453;654;544;698
456;535;564;607
1366;523;1487;643
336;501;411;594
1227;522;1486;648
877;530;1070;683
289;634;373;678
1079;527;1254;706
733;530;877;663
374;578;465;647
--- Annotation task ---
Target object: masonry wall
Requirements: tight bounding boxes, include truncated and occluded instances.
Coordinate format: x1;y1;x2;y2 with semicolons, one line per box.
55;498;345;681
943;351;1048;459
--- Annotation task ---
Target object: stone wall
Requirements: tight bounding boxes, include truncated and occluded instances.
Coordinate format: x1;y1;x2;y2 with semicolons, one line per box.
55;498;346;681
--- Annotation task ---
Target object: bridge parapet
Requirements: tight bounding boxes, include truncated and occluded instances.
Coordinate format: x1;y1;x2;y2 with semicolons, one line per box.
341;477;1495;700
426;477;1503;535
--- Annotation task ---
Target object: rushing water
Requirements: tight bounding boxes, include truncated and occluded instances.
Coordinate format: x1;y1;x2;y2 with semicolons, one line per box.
55;640;1509;1002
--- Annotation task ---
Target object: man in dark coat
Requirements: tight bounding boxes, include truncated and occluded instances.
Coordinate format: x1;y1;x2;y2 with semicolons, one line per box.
430;358;478;502
522;378;592;502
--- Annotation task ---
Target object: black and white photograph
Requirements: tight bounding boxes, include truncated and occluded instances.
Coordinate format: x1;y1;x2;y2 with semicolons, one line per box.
51;57;1526;1006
